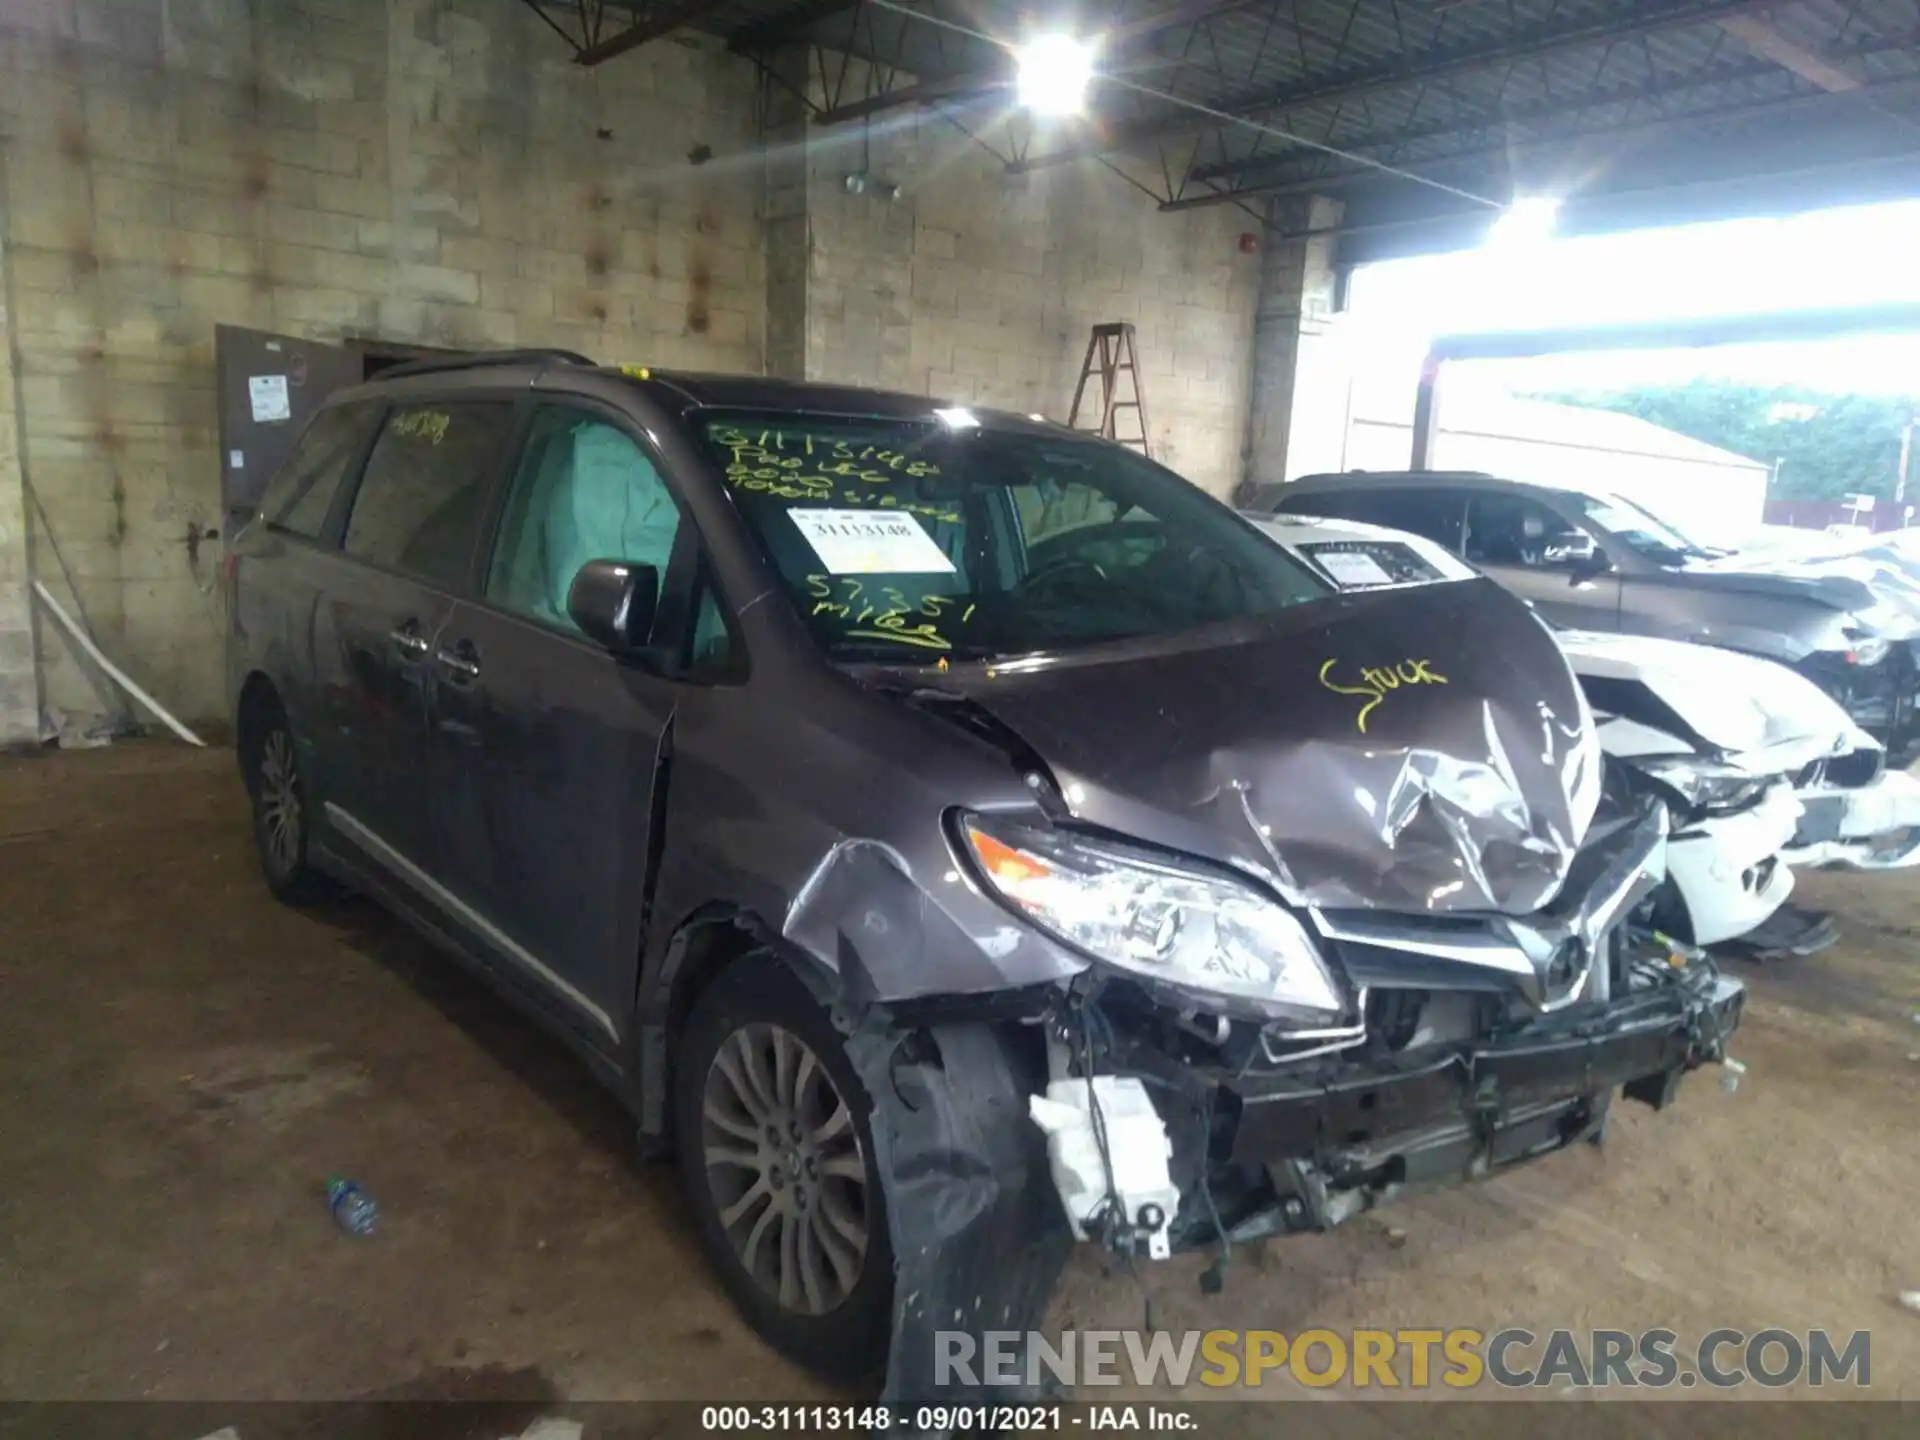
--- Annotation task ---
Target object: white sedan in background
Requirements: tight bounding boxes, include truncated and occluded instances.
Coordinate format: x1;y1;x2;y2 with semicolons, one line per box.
1248;511;1920;949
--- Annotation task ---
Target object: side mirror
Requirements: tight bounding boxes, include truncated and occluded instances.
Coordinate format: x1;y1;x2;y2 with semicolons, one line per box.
567;559;660;654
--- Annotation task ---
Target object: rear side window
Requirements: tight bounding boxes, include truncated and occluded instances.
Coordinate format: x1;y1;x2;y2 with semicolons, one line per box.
256;403;373;539
344;401;515;590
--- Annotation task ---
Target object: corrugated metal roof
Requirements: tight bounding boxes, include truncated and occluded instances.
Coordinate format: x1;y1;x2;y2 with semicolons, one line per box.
524;0;1920;241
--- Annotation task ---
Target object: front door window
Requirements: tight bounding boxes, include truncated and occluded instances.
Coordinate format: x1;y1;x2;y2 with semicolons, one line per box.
486;408;686;636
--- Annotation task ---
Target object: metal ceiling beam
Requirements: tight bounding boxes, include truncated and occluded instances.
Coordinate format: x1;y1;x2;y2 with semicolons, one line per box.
1336;144;1920;263
1188;60;1789;184
1716;14;1863;91
573;0;721;64
1159;72;1920;211
1008;0;1777;173
727;0;865;55
1243;141;1920;257
816;69;1003;125
1189;31;1911;187
810;0;1257;126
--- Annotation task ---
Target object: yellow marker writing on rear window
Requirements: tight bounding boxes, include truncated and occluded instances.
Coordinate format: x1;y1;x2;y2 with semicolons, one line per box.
1319;658;1448;733
390;409;451;445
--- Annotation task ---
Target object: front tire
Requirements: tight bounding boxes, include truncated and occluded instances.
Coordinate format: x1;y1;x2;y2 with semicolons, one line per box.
243;703;331;905
674;954;893;1381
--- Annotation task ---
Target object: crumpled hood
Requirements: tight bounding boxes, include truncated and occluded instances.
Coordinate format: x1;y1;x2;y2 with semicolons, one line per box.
1556;629;1869;766
931;578;1602;917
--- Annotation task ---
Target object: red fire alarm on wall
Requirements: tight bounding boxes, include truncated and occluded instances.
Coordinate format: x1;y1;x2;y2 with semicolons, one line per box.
1238;232;1259;254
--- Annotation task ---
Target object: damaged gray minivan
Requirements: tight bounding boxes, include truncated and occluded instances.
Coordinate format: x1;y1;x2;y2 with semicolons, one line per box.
227;353;1744;1402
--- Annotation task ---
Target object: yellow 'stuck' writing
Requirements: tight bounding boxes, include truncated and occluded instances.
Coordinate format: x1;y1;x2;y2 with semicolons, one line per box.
1319;657;1448;733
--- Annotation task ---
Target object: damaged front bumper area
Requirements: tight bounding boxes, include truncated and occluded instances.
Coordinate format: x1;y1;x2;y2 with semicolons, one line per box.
852;796;1742;1408
1784;764;1920;871
1046;802;1745;1253
1209;960;1743;1237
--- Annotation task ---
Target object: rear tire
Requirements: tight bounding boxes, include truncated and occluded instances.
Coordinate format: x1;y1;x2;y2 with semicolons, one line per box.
674;954;893;1381
242;700;332;905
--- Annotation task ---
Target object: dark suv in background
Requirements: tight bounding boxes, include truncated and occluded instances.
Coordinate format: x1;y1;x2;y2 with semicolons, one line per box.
1247;470;1920;751
228;354;1743;1402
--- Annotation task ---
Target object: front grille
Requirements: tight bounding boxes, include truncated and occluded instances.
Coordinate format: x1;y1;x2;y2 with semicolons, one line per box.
1826;746;1885;788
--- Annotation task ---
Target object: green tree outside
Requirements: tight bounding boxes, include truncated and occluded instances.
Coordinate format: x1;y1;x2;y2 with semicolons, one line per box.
1537;382;1915;503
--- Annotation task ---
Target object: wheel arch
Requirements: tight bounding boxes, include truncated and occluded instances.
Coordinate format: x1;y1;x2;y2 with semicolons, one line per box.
234;671;283;784
634;902;838;1144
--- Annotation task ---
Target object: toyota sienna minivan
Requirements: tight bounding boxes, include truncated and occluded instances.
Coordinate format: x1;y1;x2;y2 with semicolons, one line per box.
228;350;1744;1400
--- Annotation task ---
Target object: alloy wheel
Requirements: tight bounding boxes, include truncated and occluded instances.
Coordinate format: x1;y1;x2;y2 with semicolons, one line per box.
258;729;302;876
700;1022;869;1316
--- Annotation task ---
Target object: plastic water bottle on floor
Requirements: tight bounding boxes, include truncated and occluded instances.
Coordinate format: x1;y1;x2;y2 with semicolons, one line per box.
328;1177;378;1237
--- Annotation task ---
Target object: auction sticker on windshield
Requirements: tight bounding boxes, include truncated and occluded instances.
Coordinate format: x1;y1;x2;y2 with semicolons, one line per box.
1313;549;1396;589
791;508;957;575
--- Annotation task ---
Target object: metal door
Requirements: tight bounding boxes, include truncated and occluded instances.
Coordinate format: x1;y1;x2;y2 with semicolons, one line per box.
215;326;362;538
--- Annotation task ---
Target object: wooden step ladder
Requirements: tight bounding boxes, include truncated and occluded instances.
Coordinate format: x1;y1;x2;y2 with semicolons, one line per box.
1066;322;1152;457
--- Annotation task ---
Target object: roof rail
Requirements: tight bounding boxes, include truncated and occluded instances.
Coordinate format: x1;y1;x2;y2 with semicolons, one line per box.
376;348;596;380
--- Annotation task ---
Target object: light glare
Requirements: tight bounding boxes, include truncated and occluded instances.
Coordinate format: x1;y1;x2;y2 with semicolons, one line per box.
1487;195;1562;250
1016;34;1095;117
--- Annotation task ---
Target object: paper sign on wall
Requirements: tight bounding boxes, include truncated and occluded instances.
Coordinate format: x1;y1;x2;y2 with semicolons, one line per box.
1312;549;1396;588
790;509;957;575
248;375;291;423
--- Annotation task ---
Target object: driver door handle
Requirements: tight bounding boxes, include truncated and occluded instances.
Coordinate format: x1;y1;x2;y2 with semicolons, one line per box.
389;623;430;658
435;640;481;683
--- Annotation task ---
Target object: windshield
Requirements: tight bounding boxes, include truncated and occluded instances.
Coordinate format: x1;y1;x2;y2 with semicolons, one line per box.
1573;493;1715;564
701;412;1331;663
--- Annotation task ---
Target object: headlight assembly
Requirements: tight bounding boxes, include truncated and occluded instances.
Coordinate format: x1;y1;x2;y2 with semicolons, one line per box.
956;813;1343;1018
1843;627;1891;667
1635;757;1769;813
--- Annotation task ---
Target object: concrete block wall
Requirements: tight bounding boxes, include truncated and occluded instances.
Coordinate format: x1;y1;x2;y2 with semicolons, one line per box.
0;11;1289;743
787;66;1261;497
0;0;766;734
0;237;35;743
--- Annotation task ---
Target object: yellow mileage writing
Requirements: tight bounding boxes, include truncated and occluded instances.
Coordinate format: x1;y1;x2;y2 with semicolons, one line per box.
805;576;977;651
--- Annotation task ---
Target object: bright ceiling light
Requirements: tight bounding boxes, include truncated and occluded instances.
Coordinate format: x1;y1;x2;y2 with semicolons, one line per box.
1015;34;1095;117
1486;195;1562;250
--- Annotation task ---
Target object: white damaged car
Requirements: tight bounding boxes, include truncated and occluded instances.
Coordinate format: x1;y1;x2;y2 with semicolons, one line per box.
1246;511;1920;947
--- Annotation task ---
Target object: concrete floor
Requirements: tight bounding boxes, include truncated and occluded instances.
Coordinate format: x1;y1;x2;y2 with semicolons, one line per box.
4;742;1918;1408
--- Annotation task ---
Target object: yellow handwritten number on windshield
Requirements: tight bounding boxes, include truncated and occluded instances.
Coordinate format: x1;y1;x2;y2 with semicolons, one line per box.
805;575;956;651
1319;658;1448;733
